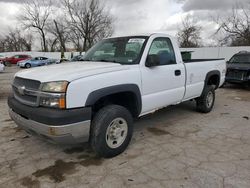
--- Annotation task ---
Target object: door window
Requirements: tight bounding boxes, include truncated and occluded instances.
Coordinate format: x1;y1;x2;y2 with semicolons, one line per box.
148;38;176;65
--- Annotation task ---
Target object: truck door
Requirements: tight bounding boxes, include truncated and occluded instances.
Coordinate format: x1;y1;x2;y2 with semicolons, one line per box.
140;37;185;114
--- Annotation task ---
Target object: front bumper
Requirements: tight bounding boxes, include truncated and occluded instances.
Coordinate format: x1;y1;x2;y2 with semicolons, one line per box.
225;77;250;84
8;96;92;144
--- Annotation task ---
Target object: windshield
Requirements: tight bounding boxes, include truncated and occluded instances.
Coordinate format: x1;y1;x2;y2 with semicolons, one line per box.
83;36;148;64
229;54;250;64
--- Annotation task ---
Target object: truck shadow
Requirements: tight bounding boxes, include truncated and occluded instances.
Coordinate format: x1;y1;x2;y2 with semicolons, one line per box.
223;83;250;91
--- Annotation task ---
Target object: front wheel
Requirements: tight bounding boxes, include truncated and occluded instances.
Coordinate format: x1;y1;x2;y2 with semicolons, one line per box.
4;61;11;67
25;63;31;68
196;85;215;113
90;105;133;158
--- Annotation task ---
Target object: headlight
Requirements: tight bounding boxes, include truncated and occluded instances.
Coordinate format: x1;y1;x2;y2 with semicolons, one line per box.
41;81;68;93
39;81;69;109
40;95;66;109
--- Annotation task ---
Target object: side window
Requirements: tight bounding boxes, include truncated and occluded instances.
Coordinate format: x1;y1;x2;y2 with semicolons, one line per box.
148;37;176;65
230;55;250;63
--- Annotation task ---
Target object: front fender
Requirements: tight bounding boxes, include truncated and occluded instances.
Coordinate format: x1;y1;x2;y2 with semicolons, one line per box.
85;84;142;115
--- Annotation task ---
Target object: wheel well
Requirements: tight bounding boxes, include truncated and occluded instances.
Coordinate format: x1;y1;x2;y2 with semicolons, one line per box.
92;92;140;118
207;74;220;89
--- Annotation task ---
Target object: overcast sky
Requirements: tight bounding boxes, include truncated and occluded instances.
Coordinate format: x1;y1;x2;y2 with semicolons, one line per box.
0;0;249;47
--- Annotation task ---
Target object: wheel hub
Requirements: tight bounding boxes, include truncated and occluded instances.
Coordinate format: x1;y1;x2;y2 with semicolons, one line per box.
106;118;128;149
206;91;214;108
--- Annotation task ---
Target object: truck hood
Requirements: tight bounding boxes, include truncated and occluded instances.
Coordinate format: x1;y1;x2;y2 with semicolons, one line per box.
227;63;250;71
15;61;127;82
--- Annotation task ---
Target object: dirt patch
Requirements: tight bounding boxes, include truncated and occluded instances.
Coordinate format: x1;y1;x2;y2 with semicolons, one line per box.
32;160;77;183
147;127;171;136
79;157;103;167
20;177;40;188
229;92;250;102
63;143;91;154
32;157;103;183
77;154;92;159
22;135;30;139
3;119;13;122
221;113;230;115
0;92;11;99
243;116;249;120
14;127;22;132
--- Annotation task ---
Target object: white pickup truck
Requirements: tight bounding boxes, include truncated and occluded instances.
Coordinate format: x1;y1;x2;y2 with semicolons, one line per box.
8;33;226;158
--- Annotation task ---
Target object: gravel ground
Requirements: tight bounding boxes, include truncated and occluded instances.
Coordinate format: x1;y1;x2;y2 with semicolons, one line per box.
0;66;250;188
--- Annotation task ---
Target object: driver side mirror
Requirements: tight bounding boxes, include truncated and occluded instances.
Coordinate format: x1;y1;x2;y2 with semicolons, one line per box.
145;55;160;67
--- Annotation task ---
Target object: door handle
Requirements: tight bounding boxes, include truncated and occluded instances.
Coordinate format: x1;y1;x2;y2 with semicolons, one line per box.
175;70;181;76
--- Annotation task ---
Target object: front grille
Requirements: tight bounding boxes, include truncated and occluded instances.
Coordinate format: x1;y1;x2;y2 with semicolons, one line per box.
13;77;41;90
13;86;37;103
13;77;41;106
226;70;246;80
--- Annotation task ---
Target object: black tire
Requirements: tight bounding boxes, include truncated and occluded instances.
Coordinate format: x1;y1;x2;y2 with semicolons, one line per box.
90;105;133;158
25;63;31;68
244;82;250;90
4;61;11;67
196;85;215;113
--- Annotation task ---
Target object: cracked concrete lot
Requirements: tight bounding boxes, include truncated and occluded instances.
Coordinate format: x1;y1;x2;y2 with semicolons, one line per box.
0;66;250;188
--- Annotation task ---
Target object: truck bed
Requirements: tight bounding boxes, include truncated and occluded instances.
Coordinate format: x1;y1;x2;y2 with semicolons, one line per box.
184;58;225;63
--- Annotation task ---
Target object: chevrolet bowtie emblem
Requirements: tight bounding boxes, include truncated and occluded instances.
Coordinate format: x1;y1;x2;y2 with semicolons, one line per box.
17;86;26;95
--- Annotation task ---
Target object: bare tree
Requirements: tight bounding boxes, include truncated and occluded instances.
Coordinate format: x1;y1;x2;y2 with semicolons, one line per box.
214;3;250;46
64;0;113;51
47;15;70;57
177;16;202;47
19;0;52;51
68;29;84;52
47;37;59;52
0;35;5;52
0;28;33;52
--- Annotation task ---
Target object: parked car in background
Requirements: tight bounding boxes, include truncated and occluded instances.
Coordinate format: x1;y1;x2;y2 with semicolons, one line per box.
0;55;6;62
0;61;5;72
56;55;84;63
18;57;57;68
4;55;31;65
225;51;250;87
2;54;31;65
56;58;68;64
70;55;85;61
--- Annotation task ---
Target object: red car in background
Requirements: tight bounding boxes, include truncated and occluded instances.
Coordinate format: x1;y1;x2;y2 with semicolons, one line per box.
2;54;31;65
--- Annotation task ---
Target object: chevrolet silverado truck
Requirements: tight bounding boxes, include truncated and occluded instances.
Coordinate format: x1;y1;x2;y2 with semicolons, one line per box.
225;51;250;87
8;33;226;158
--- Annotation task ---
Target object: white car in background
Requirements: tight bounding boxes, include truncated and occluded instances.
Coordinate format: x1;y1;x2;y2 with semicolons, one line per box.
0;62;5;72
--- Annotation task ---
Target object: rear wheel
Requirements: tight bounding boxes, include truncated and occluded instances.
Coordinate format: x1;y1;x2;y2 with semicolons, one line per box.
25;63;31;68
196;85;215;113
90;105;133;158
